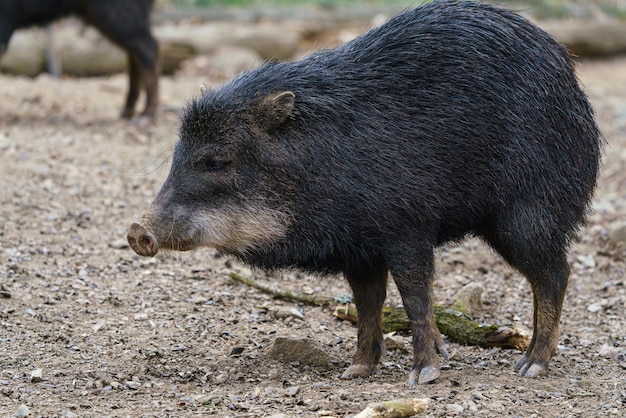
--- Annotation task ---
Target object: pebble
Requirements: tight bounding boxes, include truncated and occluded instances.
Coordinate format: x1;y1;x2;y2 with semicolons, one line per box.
576;254;596;269
587;303;603;313
125;380;141;390
214;373;228;384
384;335;406;352
452;282;484;316
445;403;464;415
14;404;30;417
598;344;620;359
285;385;300;397
607;221;626;247
29;369;43;383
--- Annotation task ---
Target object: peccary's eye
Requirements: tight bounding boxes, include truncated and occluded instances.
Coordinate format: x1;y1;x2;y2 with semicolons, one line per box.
196;158;231;172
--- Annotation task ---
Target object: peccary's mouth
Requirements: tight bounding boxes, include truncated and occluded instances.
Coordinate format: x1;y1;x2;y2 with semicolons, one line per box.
127;220;200;257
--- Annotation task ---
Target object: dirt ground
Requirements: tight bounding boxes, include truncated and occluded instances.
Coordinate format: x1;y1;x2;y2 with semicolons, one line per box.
0;47;625;417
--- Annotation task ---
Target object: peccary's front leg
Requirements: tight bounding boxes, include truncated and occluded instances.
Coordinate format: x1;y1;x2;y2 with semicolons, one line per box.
389;245;449;385
341;261;388;379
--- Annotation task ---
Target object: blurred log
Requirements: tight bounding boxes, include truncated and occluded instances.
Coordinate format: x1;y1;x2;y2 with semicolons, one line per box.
540;20;626;58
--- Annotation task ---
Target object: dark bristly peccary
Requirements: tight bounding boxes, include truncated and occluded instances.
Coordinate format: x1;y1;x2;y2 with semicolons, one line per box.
127;0;601;384
0;0;159;121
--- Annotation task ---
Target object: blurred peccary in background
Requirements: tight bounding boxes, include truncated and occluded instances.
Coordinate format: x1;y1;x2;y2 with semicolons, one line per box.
0;0;159;121
128;0;601;385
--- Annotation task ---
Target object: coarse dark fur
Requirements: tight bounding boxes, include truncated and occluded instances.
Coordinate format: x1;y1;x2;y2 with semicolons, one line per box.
133;0;602;384
0;0;159;120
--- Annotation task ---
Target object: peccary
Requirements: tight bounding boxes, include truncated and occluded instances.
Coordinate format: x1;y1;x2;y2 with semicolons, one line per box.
127;0;601;384
0;0;159;120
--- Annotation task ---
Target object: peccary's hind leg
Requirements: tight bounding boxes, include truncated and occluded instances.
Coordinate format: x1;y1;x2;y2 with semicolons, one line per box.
341;261;388;379
513;257;568;377
482;210;570;378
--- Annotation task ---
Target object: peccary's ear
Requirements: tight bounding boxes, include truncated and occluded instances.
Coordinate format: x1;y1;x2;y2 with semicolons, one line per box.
258;91;295;132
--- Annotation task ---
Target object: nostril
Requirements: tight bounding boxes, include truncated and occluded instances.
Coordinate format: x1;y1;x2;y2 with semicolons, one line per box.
140;235;153;249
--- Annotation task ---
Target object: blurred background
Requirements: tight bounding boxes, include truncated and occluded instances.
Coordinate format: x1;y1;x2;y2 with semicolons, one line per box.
1;0;626;80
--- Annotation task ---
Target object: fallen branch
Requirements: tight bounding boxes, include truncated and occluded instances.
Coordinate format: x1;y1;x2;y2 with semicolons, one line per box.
229;272;335;306
334;304;530;351
229;272;530;351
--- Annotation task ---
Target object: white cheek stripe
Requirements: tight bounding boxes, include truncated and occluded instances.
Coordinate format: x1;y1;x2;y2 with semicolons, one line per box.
191;205;291;253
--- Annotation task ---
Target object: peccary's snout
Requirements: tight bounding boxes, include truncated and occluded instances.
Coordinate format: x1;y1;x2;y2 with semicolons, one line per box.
127;222;159;257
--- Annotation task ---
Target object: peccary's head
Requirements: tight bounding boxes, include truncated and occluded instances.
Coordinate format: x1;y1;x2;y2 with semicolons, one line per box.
128;88;298;257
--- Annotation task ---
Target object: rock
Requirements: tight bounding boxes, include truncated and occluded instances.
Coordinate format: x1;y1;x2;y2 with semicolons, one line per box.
56;25;126;77
159;41;195;75
383;334;407;352
607;221;626;247
587;303;602;313
125;380;141;390
452;282;484;317
0;30;46;76
445;403;464;415
269;337;333;369
213;373;228;384
265;305;305;320
576;254;596;269
284;385;300;397
598;344;621;359
14;404;30;417
30;368;43;383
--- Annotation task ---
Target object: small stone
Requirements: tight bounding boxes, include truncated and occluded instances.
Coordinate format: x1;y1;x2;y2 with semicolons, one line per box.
445;403;464;415
452;282;484;317
29;369;43;383
125;380;141;390
607;221;626;247
195;393;222;406
587;303;602;313
269;337;333;369
576;254;596;269
14;404;30;417
284;385;300;397
214;373;228;384
384;335;407;352
598;344;619;359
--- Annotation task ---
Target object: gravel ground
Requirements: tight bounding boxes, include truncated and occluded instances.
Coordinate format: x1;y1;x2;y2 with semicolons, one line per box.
0;54;625;417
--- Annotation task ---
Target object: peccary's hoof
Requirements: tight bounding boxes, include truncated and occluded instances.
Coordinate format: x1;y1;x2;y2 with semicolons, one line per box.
127;222;159;257
340;363;374;379
407;365;440;386
514;355;547;378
